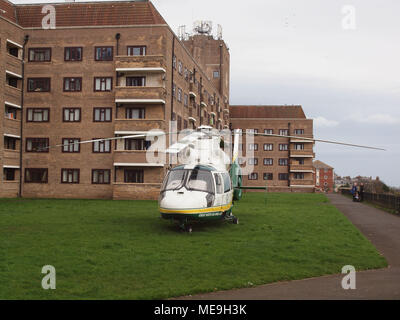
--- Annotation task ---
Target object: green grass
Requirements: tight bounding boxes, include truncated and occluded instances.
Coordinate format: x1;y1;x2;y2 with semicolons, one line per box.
0;193;387;299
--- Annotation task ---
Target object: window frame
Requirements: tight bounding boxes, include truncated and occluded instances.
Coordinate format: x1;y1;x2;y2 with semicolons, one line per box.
264;173;273;181
25;138;49;153
61;168;80;184
94;77;113;92
92;138;111;153
93;108;112;122
63;108;81;122
92;169;111;185
64;47;83;62
28;48;51;62
27;78;51;92
124;169;144;183
127;46;146;56
94;46;113;61
62;138;81;153
63;77;82;92
263;158;273;166
25;168;48;183
26;108;50;123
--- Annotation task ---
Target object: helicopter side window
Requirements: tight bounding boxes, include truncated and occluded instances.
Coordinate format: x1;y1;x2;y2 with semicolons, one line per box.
214;173;223;194
222;172;231;193
186;170;214;194
163;170;186;191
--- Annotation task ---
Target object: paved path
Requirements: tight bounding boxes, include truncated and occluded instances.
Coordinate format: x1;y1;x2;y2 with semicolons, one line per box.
178;194;400;299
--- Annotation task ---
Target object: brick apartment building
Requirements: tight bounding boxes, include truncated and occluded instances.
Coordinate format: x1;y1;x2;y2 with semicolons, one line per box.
0;0;230;199
313;160;334;193
229;105;315;192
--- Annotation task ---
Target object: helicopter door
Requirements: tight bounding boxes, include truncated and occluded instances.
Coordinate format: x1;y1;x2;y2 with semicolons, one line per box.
213;173;224;206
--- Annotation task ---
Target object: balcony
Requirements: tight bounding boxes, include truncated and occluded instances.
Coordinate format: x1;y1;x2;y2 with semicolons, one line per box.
289;150;315;158
290;179;315;186
115;55;166;72
113;150;150;164
290;165;314;172
6;55;22;75
114;119;165;132
115;86;166;104
3;150;20;167
4;85;21;106
3;118;21;137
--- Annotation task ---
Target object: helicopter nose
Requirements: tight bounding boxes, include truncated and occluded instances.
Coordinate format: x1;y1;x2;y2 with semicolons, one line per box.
159;190;207;209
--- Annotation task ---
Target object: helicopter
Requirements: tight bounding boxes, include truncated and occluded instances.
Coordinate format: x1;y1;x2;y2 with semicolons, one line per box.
41;125;385;233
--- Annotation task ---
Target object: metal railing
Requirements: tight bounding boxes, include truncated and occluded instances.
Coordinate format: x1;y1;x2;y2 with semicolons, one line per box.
341;188;400;213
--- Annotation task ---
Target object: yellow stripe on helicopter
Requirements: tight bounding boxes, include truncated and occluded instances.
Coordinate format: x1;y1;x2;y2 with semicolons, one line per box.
159;202;233;215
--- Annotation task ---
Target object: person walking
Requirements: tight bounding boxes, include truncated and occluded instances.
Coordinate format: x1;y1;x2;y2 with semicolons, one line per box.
351;183;358;202
360;183;365;202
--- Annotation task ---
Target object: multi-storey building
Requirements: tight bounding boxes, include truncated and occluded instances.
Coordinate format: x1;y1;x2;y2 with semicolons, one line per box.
229;105;315;192
313;160;334;193
0;0;230;200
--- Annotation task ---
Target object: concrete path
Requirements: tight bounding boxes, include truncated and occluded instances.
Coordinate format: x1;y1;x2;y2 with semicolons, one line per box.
178;194;400;299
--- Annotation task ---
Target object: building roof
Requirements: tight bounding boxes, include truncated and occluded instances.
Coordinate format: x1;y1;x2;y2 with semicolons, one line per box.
0;0;167;28
229;105;307;119
313;160;334;170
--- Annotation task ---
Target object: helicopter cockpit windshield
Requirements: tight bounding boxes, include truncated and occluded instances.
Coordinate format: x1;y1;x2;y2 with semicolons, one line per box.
162;169;214;194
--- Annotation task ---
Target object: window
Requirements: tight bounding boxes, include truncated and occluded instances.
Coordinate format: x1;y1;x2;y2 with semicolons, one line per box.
294;173;305;180
213;70;220;78
127;46;146;56
4;136;16;150
93;139;111;153
124;169;144;183
184;68;189;81
28;78;50;92
63;108;81;122
248;129;259;134
248;173;258;180
279;144;289;151
177;116;182;131
64;77;82;92
278;173;289;181
25;168;48;183
4;168;16;181
214;173;223;194
264;173;273;181
94;108;112;122
94;77;112;91
294;143;304;150
125;139;151;151
294;129;304;135
92;169;111;184
264;129;273;135
222;172;231;192
28;48;51;62
95;46;113;61
172;83;176;98
279;129;289;136
126;108;145;119
65;47;82;61
248;158;258;166
279;158;288;166
178;61;183;74
62;138;80;153
184;93;189;107
61;169;80;184
27;108;49;122
126;77;145;87
248;143;258;151
173;55;177;69
26;138;49;152
7;41;21;58
264;158;273;166
264;143;273;151
177;88;182;102
7;75;18;88
5;106;18;120
183;120;188;129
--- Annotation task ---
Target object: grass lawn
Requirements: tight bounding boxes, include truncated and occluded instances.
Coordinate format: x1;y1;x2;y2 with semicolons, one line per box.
0;193;387;299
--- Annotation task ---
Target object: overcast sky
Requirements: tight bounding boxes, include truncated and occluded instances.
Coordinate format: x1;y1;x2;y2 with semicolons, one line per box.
12;0;400;186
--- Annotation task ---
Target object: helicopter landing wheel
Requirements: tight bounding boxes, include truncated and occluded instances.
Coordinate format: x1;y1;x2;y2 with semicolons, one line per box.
232;217;239;225
186;225;193;233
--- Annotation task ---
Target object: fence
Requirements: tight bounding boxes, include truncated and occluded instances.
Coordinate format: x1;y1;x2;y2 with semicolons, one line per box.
340;188;400;213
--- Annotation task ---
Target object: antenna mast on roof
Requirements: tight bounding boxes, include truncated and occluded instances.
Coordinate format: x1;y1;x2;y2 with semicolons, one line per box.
193;21;213;35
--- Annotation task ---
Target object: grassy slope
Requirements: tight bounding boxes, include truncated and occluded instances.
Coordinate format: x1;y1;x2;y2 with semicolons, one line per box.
0;193;387;299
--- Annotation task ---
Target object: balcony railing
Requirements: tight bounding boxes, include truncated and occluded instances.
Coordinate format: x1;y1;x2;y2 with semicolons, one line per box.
115;55;166;71
290;165;314;172
115;86;166;103
290;150;315;157
5;85;21;106
113;150;150;164
3;118;21;137
289;179;315;186
114;119;165;132
3;150;20;167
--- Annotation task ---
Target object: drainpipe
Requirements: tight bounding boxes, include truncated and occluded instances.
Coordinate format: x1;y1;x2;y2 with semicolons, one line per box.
19;34;29;198
170;35;175;123
288;122;291;188
219;43;223;95
114;33;121;184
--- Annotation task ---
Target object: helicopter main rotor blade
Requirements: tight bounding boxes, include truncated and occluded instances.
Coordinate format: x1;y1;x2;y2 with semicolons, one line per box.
247;132;386;151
